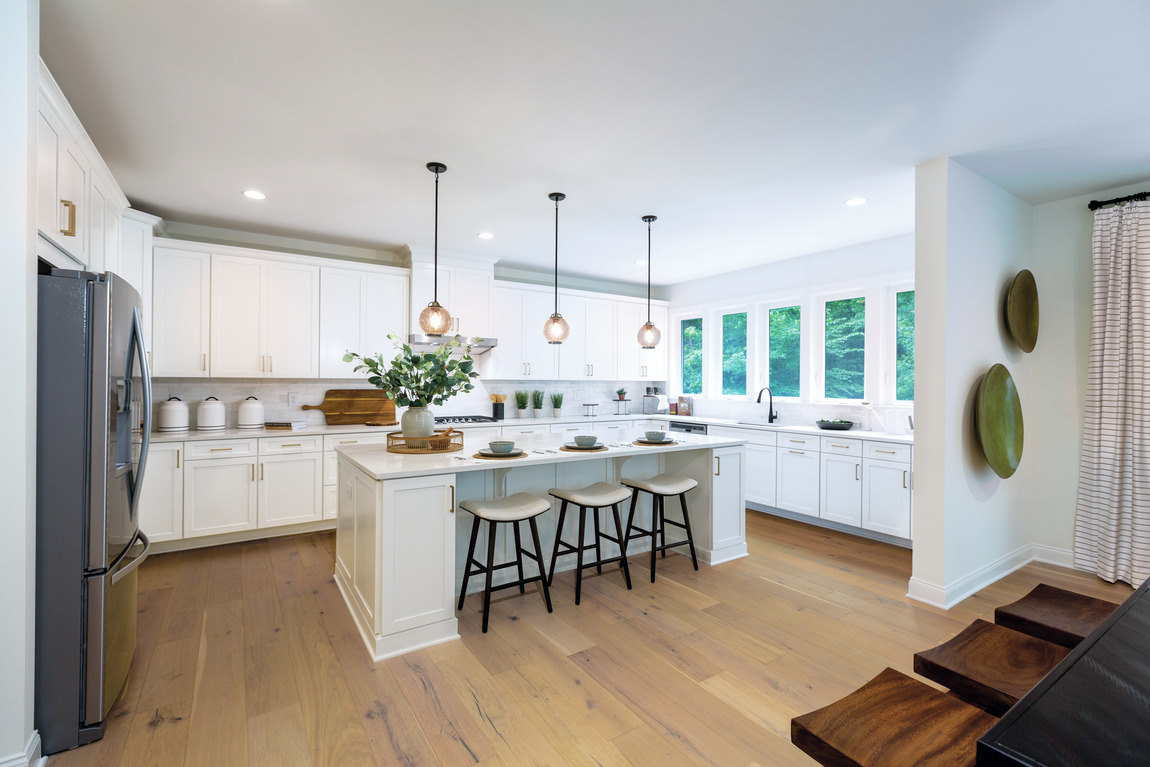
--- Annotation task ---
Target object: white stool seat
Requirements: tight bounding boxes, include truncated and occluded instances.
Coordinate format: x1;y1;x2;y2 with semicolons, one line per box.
622;473;699;496
548;482;632;507
459;492;551;522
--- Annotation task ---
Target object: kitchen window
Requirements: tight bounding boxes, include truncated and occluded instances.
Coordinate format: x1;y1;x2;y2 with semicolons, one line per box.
721;311;747;396
824;296;866;400
895;289;914;401
681;317;703;395
767;305;801;397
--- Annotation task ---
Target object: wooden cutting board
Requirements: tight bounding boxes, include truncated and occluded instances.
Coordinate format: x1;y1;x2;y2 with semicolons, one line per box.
301;389;397;425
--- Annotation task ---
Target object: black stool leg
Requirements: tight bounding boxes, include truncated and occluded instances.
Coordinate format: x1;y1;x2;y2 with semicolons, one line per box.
624;488;639;540
547;500;568;587
482;520;497;633
528;516;552;613
458;514;481;611
611;502;632;590
592;506;603;574
649;492;658;583
575;506;587;605
679;492;699;570
513;520;526;594
659;495;668;558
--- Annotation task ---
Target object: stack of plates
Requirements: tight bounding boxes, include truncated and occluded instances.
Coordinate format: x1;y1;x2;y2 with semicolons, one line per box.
477;448;525;458
564;441;604;450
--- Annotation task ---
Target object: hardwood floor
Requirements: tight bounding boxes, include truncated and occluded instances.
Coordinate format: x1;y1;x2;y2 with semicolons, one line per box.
48;512;1134;767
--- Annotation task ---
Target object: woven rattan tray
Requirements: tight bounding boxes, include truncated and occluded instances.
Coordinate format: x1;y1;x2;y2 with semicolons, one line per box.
386;429;465;454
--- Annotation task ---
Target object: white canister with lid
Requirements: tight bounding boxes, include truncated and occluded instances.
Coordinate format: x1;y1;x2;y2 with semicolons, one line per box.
237;396;264;429
157;397;189;432
197;396;226;430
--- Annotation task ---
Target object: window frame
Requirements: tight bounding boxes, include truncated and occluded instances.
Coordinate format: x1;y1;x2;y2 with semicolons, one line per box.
813;287;879;404
755;298;807;402
712;303;753;399
884;280;915;405
673;312;707;397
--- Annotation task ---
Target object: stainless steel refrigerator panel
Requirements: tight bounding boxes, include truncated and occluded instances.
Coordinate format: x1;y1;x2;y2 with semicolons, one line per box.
86;277;110;572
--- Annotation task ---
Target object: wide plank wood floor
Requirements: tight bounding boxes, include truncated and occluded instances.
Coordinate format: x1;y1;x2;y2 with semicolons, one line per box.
48;512;1134;766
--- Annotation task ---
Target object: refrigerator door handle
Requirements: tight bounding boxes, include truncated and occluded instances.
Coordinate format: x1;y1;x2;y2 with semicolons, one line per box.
130;306;152;520
110;530;150;586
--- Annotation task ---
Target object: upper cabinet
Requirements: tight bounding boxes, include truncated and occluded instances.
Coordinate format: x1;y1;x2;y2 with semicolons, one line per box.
557;294;617;380
116;210;163;352
152;247;211;377
407;248;495;338
36;61;128;270
319;266;409;378
617;302;668;380
490;285;559;380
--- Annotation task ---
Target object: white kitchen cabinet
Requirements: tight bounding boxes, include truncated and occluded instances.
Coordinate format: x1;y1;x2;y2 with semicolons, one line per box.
710;445;746;557
36;104;87;263
617;302;669;380
258;452;323;528
152;248;211;377
137;442;183;543
820;452;862;526
558;294;617;380
319;267;409;378
117;210;161;352
211;255;320;378
590;420;634;441
323;432;392;519
776;444;819;517
490;285;558;379
502;424;550;437
862;457;912;539
183;455;258;537
745;442;778;507
411;261;492;338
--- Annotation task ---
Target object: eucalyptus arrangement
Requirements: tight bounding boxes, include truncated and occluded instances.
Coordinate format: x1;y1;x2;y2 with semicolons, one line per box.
343;334;478;437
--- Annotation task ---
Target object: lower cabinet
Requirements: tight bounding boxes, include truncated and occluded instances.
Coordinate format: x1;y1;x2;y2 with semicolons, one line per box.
184;454;259;537
776;446;819;517
137;442;183;542
258;452;323;528
862;458;912;538
820;452;862;527
745;442;777;507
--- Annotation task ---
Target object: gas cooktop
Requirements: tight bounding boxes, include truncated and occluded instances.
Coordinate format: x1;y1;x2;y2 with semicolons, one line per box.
434;415;498;424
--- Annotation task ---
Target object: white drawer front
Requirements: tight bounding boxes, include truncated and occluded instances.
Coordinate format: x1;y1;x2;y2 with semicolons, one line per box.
322;433;392;451
185;438;258;459
503;425;549;436
778;432;819;451
551;423;590;435
821;436;862;456
260;435;323;454
864;441;911;463
709;425;776;446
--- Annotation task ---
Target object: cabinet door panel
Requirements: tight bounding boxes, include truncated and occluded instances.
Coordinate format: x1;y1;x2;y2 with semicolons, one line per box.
616;302;646;380
183;457;258;537
56;136;88;262
490;287;525;379
364;273;407;357
152;249;210;377
862;459;911;538
453;267;491;337
712;446;746;553
585;297;616;379
138;443;183;542
522;290;559;378
745;443;776;507
259;453;323;527
380;475;455;633
557;297;588;380
265;262;320;377
210;255;264;377
820;453;861;526
36;111;60;242
320;269;363;378
775;449;819;517
87;181;108;273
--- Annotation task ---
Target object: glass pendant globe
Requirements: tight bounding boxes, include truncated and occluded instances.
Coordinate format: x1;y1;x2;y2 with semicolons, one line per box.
543;313;570;344
419;301;452;336
637;321;661;349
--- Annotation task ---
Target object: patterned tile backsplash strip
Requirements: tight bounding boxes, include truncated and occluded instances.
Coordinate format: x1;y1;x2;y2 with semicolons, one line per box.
151;377;668;427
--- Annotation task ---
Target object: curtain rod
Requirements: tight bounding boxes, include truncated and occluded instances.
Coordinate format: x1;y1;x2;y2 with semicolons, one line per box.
1088;191;1150;211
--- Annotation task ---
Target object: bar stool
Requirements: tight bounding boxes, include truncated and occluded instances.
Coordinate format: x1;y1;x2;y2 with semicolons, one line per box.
457;492;553;633
622;474;699;582
547;483;634;604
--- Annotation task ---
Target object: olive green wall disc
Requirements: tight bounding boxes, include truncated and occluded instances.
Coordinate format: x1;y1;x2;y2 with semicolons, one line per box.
975;363;1024;479
1005;269;1039;353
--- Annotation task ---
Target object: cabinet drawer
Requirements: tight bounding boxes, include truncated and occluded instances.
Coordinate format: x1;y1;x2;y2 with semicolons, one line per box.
260;435;323;454
551;423;589;435
185;438;258;459
864;441;911;463
821;436;861;456
322;433;392;451
778;432;819;450
503;425;549;436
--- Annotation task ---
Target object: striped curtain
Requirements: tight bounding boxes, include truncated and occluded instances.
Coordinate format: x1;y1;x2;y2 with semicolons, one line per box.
1075;200;1150;586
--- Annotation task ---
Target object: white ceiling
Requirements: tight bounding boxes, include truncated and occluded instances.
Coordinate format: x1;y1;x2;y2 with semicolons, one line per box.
40;0;1150;286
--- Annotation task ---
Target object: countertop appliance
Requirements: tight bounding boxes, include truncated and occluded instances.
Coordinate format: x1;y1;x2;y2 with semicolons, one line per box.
157;396;189;432
643;393;669;414
668;420;708;435
196;396;225;430
237;396;264;429
36;270;152;755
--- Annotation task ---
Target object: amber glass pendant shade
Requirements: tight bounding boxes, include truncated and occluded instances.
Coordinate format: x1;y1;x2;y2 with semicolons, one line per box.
419;300;452;336
543;313;570;344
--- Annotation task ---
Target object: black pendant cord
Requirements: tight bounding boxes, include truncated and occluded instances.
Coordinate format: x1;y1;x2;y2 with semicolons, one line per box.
554;197;560;314
433;169;439;304
1089;191;1150;211
646;219;652;323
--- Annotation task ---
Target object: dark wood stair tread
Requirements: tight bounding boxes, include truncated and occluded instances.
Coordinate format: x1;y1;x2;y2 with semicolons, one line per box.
913;619;1069;716
791;667;998;767
994;583;1119;648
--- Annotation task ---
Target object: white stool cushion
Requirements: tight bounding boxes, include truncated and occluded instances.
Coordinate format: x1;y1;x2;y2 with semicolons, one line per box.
459;492;551;522
621;473;699;496
548;482;632;507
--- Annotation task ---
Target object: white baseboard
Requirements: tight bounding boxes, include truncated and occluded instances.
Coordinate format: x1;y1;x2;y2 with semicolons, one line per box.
906;576;948;608
1031;544;1075;568
0;731;41;767
908;543;1033;610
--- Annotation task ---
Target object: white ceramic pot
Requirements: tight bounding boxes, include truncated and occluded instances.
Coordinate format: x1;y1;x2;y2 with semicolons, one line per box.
157;397;189;432
197;396;225;430
401;406;435;438
552;408;562;419
237;396;264;429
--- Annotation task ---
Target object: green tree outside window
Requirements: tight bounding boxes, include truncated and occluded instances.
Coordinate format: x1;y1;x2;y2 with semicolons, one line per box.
896;290;914;401
681;318;703;394
825;297;865;399
768;305;800;397
721;312;747;395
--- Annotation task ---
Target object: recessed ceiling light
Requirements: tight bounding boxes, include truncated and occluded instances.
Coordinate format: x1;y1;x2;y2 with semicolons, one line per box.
243;190;266;200
477;232;494;239
845;197;867;206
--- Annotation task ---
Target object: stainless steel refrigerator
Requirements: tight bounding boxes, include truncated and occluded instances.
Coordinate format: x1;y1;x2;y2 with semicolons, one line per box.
35;269;153;755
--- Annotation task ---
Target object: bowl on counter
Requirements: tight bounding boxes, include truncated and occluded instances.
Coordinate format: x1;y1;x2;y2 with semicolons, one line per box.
573;435;598;447
644;431;668;442
815;420;854;431
488;440;516;454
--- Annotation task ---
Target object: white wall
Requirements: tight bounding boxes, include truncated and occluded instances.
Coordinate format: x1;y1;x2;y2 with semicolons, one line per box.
911;158;1036;606
1;1;40;763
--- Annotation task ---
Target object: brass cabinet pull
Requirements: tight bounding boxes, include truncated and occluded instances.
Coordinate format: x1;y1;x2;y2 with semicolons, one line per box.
903;470;908;489
831;443;850;448
251;464;255;482
260;463;264;481
59;199;76;236
176;449;180;469
876;449;897;454
202;353;207;370
281;443;301;448
788;449;804;454
210;447;233;452
268;355;273;373
449;485;455;513
339;440;358;444
789;439;806;444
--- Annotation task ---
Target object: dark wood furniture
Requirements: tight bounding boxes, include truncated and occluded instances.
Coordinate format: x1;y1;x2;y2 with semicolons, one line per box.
993;583;1118;648
978;578;1150;766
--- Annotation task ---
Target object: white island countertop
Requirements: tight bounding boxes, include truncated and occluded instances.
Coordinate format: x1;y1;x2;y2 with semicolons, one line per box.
336;430;746;481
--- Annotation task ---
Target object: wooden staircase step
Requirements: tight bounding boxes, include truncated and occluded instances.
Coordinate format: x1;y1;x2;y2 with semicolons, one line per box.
994;583;1119;648
913;619;1069;716
791;667;998;767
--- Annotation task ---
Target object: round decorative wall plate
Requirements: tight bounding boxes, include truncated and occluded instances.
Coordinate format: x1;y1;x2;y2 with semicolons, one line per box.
975;363;1024;479
1005;269;1039;353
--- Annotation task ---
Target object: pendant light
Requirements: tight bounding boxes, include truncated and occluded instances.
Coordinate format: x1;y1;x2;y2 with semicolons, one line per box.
542;192;570;344
418;161;453;336
637;215;662;348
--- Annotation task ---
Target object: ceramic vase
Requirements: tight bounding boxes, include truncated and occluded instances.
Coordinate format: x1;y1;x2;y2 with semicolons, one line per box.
518;408;529;419
401;406;435;438
533;408;544;419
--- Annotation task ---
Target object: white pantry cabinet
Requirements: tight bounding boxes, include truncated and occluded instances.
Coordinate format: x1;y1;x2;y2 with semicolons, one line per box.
151;248;211;377
137;442;183;543
320;267;409;378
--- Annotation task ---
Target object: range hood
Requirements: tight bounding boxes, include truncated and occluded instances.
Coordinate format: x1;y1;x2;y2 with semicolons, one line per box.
406;333;498;355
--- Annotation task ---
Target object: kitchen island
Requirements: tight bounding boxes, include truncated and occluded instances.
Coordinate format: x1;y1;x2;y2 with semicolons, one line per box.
334;429;747;660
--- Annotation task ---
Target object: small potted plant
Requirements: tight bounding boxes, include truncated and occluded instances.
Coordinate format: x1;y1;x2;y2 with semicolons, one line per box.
343;334;477;439
531;389;545;419
514;390;530;418
550;392;564;418
616;387;627;401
